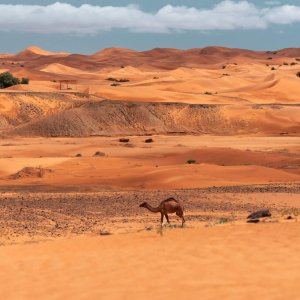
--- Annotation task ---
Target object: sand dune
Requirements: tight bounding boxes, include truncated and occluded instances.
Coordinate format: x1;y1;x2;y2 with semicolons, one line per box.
0;135;299;191
1;45;300;300
41;63;94;76
0;45;299;105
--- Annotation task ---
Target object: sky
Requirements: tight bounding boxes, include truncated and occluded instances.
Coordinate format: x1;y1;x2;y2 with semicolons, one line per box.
0;0;299;54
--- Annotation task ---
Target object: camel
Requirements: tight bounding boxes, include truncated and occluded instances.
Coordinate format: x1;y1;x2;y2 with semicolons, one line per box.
139;198;185;227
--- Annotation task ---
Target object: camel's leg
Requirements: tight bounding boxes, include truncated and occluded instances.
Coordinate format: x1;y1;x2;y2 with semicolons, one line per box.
160;213;164;227
165;214;170;224
181;215;186;227
176;209;185;227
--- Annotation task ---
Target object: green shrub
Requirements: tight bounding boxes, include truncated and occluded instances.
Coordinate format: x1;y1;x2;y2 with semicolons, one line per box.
106;78;129;83
0;72;20;89
21;77;30;84
106;77;117;81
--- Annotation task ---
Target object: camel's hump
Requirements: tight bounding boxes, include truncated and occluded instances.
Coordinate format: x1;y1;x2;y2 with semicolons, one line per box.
163;197;179;203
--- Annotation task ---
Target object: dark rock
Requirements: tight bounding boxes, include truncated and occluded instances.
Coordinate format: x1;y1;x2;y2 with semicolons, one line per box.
94;151;105;157
119;138;129;143
145;138;154;143
247;219;260;224
99;230;112;236
247;209;271;219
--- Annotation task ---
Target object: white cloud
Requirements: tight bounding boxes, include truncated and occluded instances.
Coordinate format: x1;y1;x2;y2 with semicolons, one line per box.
0;1;299;34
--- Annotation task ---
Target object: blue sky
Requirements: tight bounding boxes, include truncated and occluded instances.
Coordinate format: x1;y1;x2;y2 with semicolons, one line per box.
0;0;299;54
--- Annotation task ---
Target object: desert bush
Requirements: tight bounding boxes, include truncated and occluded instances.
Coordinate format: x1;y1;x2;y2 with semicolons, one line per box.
75;153;82;157
267;57;273;60
106;77;129;83
106;77;117;81
297;72;300;78
215;218;231;224
296;58;300;62
187;159;197;164
271;67;276;71
118;79;130;82
21;77;30;84
0;72;20;88
283;62;289;66
111;83;121;87
290;62;297;66
204;91;213;95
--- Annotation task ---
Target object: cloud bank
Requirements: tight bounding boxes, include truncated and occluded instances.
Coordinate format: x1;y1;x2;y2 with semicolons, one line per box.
0;1;299;34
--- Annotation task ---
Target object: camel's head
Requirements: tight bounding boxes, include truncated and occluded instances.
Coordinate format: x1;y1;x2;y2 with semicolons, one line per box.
139;202;148;208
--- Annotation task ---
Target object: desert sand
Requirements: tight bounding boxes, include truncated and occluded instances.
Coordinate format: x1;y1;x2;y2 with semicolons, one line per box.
0;46;299;299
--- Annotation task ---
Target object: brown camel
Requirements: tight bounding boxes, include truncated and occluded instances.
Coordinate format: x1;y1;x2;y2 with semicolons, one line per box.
139;198;185;227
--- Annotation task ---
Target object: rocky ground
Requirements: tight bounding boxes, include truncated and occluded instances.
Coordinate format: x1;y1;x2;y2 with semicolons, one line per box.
0;184;299;245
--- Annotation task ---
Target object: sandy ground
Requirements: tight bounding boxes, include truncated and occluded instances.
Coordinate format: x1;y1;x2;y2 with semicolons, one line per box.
2;210;300;299
0;135;299;190
0;187;299;299
0;46;299;299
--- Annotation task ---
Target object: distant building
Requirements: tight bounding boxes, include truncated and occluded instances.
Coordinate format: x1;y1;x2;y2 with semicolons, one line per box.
59;80;77;90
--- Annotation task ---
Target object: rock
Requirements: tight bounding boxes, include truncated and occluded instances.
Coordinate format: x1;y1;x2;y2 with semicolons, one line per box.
119;138;129;143
94;151;105;157
247;209;271;219
99;230;112;236
145;138;154;143
247;219;260;224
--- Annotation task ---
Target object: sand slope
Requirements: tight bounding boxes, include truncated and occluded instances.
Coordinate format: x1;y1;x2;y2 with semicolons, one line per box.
6;101;300;137
2;223;300;300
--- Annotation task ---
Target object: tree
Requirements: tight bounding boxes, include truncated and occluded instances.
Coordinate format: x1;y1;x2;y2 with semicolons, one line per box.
21;77;30;84
0;72;20;89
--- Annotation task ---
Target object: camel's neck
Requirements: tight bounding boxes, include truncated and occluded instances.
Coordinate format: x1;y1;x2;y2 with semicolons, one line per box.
145;203;160;213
